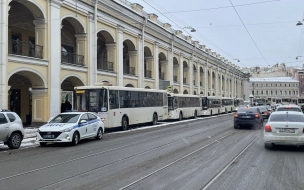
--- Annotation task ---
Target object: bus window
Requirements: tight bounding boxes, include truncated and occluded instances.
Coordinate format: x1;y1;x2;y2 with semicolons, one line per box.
109;90;119;109
168;96;174;110
75;91;87;111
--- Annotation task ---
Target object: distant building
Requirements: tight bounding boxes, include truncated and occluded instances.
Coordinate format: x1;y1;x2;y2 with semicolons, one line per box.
292;65;304;97
249;77;299;104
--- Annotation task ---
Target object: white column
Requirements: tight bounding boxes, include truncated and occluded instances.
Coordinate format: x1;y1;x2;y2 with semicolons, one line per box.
216;68;219;96
137;34;144;88
220;72;223;97
49;0;63;118
0;0;8;109
154;41;159;89
197;62;200;94
169;48;173;85
88;13;96;85
117;25;124;86
189;58;193;94
210;69;213;96
179;54;183;93
204;64;208;95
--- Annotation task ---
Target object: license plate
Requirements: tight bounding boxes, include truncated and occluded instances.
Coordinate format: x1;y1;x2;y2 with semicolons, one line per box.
279;128;295;133
43;135;55;139
242;116;251;118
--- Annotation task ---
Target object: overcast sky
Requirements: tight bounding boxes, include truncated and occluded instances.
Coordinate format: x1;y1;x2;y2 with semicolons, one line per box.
124;0;304;68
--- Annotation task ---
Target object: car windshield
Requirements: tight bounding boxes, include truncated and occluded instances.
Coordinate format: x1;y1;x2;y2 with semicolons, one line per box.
277;107;301;112
238;107;257;113
269;114;304;122
49;114;80;123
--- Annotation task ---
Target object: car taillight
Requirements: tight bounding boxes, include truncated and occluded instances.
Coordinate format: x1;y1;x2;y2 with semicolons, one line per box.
234;114;238;118
255;114;259;118
265;125;272;132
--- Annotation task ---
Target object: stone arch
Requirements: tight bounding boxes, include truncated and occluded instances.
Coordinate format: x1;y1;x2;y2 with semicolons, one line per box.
173;57;179;82
183;90;188;94
200;91;204;94
208;92;210;96
193;91;197;95
8;70;47;123
61;16;86;33
145;86;151;89
9;0;45;21
212;93;215;96
159;52;167;80
123;39;137;75
173;57;178;65
97;29;115;43
125;83;135;88
173;89;179;94
100;79;113;86
61;74;85;89
144;47;153;78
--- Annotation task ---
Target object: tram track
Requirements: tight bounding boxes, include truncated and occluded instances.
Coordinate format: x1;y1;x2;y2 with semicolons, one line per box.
0;115;235;189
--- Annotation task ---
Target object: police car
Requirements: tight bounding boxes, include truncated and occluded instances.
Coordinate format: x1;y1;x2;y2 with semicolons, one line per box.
36;112;104;146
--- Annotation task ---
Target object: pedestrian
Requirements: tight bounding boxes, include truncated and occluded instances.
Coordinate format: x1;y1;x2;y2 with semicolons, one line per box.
65;100;72;111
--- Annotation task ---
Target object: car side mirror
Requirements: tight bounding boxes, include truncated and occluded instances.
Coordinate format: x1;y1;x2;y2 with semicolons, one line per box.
79;119;87;124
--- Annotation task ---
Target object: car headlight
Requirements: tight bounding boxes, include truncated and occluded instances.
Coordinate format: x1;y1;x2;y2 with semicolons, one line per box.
62;127;73;132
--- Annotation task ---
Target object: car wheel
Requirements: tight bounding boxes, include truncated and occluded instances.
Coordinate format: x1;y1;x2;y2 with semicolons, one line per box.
264;143;273;149
179;112;183;121
40;142;47;147
121;116;128;131
95;128;103;140
71;132;80;146
152;113;158;125
7;132;22;149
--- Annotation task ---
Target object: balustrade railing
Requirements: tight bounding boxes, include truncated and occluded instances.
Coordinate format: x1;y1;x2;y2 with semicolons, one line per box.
9;39;43;59
145;70;152;78
97;60;114;71
61;51;84;65
124;66;135;75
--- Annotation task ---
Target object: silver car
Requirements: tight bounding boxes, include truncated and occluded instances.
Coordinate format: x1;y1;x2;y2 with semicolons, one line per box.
264;111;304;149
0;109;24;149
275;105;302;112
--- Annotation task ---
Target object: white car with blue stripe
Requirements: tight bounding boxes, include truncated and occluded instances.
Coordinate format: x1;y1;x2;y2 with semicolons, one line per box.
36;112;104;146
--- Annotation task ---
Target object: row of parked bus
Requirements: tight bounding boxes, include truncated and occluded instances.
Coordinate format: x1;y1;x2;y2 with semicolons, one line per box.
74;85;244;130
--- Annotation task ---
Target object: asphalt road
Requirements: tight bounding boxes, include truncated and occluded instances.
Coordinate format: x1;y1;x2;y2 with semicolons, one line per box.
0;114;303;190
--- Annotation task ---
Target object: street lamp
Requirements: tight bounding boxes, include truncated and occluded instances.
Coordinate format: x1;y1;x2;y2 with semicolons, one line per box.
296;21;303;26
184;26;196;32
296;56;302;60
249;94;254;106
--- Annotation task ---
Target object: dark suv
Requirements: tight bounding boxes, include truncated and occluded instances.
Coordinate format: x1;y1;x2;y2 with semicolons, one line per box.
0;109;24;149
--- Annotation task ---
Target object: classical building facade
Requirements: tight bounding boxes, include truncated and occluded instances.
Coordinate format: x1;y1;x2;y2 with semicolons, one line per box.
249;77;299;103
0;0;246;124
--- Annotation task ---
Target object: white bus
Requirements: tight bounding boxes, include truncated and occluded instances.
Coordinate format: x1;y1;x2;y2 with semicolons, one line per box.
167;93;201;120
200;96;222;116
74;85;168;130
221;97;234;113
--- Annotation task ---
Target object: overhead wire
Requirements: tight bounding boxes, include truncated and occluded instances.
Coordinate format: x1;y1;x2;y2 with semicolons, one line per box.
142;0;240;61
156;0;282;14
228;0;269;65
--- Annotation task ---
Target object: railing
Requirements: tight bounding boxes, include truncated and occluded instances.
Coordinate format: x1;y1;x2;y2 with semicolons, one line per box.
145;70;152;78
61;51;84;66
173;75;178;82
97;60;114;71
9;39;43;59
124;66;135;75
183;78;187;84
159;72;165;80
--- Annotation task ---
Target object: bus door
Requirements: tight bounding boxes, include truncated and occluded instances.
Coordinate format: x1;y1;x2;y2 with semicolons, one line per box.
201;97;208;110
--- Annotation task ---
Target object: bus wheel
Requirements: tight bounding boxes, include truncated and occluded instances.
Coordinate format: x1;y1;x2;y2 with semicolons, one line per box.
121;116;129;131
179;112;183;121
194;110;197;118
152;113;158;125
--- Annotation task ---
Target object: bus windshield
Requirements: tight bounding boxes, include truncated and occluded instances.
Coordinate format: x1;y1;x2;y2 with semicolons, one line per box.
75;89;108;112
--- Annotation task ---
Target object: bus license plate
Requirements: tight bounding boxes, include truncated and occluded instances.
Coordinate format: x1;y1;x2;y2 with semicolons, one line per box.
279;128;295;133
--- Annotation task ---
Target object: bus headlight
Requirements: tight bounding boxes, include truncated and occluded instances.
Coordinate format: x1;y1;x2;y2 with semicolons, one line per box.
101;118;105;122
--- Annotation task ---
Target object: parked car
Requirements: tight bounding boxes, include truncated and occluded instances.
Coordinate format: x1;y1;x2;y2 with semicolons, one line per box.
264;111;304;149
0;109;24;149
234;107;264;129
256;106;270;120
276;105;302;112
36;112;104;146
